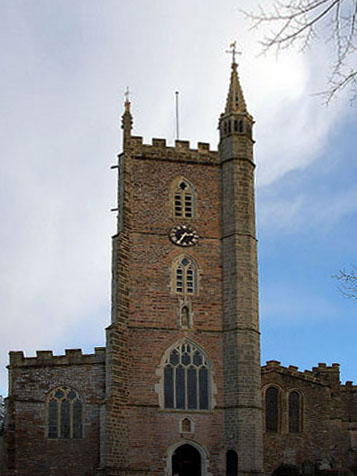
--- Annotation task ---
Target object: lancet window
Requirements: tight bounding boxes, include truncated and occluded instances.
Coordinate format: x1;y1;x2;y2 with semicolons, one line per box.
163;342;210;411
265;386;279;433
47;386;83;439
289;391;302;433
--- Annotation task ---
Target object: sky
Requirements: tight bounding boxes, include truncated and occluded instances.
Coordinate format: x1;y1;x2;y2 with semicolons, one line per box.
0;0;356;397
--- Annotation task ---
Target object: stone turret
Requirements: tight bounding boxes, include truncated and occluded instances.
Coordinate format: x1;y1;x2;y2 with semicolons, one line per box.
219;59;263;476
121;93;133;147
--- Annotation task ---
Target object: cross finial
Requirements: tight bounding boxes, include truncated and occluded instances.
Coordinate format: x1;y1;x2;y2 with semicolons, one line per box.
124;86;130;103
226;41;241;64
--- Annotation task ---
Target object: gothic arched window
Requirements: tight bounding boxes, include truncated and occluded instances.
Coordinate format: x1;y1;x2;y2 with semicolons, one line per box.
265;386;279;433
172;178;195;218
163;342;210;410
47;386;83;439
289;391;302;433
173;256;198;296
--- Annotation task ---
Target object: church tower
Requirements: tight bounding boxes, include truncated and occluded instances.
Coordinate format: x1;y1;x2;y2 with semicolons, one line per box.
103;57;263;476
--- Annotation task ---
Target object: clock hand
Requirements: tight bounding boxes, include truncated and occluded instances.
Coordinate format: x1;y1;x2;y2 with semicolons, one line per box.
177;232;188;244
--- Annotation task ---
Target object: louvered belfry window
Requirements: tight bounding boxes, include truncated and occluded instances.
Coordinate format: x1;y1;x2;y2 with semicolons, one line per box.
174;179;194;218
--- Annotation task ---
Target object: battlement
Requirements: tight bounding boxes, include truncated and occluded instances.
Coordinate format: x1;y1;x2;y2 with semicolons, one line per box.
9;347;106;367
127;136;219;164
342;381;357;392
262;360;341;385
312;362;340;372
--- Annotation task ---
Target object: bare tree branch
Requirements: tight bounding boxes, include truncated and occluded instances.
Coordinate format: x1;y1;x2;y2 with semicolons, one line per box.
241;0;357;102
333;266;357;301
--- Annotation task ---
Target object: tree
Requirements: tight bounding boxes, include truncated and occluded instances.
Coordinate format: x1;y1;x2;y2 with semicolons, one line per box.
333;266;357;301
241;0;357;102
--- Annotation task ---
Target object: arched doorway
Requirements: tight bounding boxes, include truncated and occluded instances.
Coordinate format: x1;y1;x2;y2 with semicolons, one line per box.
226;449;238;476
172;443;201;476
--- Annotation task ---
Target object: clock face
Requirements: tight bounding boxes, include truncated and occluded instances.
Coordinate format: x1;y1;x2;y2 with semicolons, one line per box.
169;224;199;247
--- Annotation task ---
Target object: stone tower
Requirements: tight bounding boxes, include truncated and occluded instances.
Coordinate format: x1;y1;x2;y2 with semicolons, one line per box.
103;59;263;476
219;62;263;474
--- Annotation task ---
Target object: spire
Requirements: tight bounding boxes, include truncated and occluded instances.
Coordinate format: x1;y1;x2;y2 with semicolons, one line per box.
219;45;253;143
121;87;133;143
224;61;247;114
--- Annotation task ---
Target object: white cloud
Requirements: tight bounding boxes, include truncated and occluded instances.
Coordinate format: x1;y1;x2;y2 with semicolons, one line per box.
260;285;340;324
258;185;357;234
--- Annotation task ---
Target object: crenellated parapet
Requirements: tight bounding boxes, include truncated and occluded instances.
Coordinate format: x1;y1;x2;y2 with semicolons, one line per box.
124;136;219;165
8;347;106;367
262;360;342;386
342;380;357;392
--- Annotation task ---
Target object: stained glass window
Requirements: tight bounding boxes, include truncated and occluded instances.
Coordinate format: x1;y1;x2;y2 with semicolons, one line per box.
47;386;82;439
163;342;210;410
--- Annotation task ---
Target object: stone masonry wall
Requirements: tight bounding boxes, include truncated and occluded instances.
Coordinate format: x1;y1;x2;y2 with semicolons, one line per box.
2;348;105;476
262;361;357;476
107;136;230;475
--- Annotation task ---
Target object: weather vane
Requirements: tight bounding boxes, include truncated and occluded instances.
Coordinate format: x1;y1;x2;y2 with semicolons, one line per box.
226;41;242;64
124;86;130;102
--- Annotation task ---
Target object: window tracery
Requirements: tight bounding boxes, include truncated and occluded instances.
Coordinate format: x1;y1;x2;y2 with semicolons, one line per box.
173;256;198;296
163;342;210;411
47;386;83;439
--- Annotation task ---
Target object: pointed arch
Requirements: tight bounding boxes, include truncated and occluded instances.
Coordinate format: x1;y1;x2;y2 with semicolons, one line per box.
172;254;199;296
288;389;303;433
264;385;281;433
179;300;192;329
46;386;83;439
165;439;209;476
160;339;212;411
171;176;196;219
180;416;194;434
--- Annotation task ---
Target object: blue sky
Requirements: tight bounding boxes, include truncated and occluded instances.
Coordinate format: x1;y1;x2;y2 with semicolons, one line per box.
258;118;357;382
0;0;356;396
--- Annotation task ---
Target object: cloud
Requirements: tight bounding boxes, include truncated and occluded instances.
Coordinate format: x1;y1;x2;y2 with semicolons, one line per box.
260;285;340;324
258;182;357;234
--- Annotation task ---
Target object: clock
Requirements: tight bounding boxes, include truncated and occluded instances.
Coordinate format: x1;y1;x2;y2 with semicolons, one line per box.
169;224;199;247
